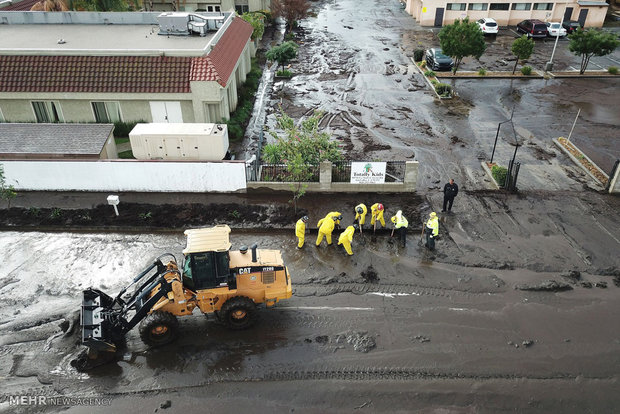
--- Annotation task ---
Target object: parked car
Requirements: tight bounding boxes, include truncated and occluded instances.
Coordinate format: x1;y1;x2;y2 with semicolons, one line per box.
516;19;548;38
425;48;454;71
477;17;499;35
545;22;567;37
562;20;582;34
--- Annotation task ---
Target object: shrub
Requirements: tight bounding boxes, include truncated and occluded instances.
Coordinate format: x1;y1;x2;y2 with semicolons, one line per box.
521;65;532;75
431;79;439;86
27;207;41;217
420;60;427;69
139;212;152;220
435;83;452;96
608;66;618;75
50;208;63;220
223;58;263;142
424;70;436;77
113;120;147;138
276;69;292;77
478;68;487;76
413;49;425;62
284;32;295;41
491;165;508;187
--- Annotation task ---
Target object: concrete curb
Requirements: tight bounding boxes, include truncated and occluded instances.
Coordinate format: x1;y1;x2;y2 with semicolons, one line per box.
410;57;452;99
552;138;608;186
480;161;501;190
436;72;543;79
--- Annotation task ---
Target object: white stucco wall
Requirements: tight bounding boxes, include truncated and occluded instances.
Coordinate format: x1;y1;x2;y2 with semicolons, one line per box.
2;160;247;192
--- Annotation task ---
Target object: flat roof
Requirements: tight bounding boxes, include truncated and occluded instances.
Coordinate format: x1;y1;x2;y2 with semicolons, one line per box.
0;123;114;155
0;24;217;56
131;123;227;136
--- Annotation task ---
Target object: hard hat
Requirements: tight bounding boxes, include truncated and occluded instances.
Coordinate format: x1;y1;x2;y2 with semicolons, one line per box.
337;215;343;221
356;207;363;214
302;216;309;222
377;203;384;211
391;216;397;223
430;212;437;218
332;215;339;221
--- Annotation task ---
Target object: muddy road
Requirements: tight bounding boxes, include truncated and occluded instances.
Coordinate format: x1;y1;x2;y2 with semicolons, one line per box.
251;0;620;191
1;189;619;412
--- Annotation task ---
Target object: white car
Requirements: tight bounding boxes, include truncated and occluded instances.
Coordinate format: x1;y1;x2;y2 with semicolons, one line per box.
545;22;567;37
477;18;499;35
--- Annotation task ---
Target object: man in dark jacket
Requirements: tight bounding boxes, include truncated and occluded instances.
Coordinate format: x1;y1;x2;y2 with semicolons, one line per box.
442;179;458;212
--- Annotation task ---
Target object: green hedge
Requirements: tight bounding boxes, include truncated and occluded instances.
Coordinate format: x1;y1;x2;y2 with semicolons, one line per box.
491;165;508;187
223;58;263;142
113;120;147;138
435;83;452;96
521;66;532;76
413;49;425;62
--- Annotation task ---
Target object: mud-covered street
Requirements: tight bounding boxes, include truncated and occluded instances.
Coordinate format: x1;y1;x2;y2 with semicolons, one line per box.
1;190;619;413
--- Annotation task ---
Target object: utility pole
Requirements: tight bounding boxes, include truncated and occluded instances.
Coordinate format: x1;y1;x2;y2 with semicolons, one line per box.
546;3;568;72
567;108;581;142
490;106;515;164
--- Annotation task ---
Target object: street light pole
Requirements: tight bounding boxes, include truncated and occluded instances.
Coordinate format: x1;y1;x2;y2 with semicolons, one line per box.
490;106;515;164
546;3;568;72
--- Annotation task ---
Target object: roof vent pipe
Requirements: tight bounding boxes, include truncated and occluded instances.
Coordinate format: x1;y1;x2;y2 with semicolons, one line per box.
251;243;258;263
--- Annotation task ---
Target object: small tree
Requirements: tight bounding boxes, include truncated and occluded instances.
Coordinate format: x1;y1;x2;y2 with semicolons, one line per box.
511;35;534;74
271;0;310;32
0;164;17;208
438;18;486;74
265;108;343;211
266;41;298;72
241;12;265;41
568;29;620;74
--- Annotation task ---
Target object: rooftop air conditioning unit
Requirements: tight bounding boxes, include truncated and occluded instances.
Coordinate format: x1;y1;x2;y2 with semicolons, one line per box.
157;12;191;36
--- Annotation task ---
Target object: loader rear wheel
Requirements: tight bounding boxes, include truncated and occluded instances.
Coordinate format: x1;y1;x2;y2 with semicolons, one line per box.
139;311;179;347
220;296;258;330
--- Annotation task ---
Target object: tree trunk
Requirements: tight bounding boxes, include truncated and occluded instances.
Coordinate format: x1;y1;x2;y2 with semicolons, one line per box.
453;58;461;74
512;58;519;75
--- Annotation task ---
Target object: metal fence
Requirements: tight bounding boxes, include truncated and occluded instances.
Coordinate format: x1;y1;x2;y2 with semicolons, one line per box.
332;161;406;182
252;163;320;182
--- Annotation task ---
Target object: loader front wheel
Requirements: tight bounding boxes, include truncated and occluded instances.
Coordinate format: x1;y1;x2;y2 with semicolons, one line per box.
139;311;179;347
220;296;258;330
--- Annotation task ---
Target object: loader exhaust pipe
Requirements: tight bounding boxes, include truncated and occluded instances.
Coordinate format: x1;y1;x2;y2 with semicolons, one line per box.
251;243;258;263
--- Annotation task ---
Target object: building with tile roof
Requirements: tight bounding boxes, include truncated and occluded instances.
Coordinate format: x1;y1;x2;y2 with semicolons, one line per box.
0;11;254;125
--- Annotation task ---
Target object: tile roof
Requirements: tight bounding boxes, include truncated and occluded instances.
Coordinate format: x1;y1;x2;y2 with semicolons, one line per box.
0;55;192;93
191;17;253;86
0;0;39;10
0;16;252;93
0;123;114;155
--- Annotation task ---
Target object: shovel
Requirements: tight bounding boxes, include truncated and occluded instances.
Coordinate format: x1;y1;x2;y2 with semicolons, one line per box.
418;221;426;246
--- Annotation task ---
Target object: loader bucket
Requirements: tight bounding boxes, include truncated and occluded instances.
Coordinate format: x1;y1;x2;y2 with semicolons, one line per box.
81;288;118;353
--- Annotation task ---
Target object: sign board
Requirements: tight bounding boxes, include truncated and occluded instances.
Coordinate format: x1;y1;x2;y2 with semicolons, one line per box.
350;162;386;184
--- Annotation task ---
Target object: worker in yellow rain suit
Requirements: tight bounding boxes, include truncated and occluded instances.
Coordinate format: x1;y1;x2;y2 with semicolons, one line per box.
338;224;357;255
370;203;385;228
424;212;439;251
318;212;342;230
391;210;409;247
295;215;309;249
354;204;367;227
316;215;338;246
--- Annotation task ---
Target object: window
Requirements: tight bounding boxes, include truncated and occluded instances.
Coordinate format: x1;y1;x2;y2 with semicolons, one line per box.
512;3;532;10
235;5;249;13
468;3;488;11
32;101;63;123
533;3;553;10
91;101;122;123
446;3;467;10
490;3;509;10
206;5;221;12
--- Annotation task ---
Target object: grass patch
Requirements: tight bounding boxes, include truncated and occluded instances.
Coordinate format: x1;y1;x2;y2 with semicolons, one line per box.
118;150;135;159
608;66;618;75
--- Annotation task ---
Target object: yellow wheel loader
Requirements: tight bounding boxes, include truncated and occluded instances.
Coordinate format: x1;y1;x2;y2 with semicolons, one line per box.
80;225;292;353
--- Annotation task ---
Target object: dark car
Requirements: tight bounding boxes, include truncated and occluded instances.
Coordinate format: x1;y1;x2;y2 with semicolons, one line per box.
425;48;454;71
516;19;548;38
562;20;582;34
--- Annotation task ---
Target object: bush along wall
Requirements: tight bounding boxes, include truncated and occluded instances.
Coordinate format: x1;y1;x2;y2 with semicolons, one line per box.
224;58;263;142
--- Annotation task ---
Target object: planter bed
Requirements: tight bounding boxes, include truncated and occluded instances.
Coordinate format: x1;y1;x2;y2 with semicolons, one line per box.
553;137;609;186
435;71;543;79
411;59;453;99
547;71;619;78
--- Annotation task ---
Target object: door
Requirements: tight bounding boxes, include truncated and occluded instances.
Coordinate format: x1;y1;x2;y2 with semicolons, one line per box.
149;101;183;123
434;8;444;27
578;9;588;28
563;7;573;23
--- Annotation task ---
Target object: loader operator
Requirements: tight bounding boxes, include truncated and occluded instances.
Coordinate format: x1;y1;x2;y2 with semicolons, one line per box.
316;214;339;247
371;203;385;228
296;215;309;249
338;224;357;256
354;204;367;227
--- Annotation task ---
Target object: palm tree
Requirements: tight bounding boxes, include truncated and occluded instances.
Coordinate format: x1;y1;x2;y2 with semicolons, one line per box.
30;0;69;11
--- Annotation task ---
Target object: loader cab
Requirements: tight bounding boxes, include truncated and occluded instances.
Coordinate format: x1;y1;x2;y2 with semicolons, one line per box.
182;225;234;291
183;251;230;290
